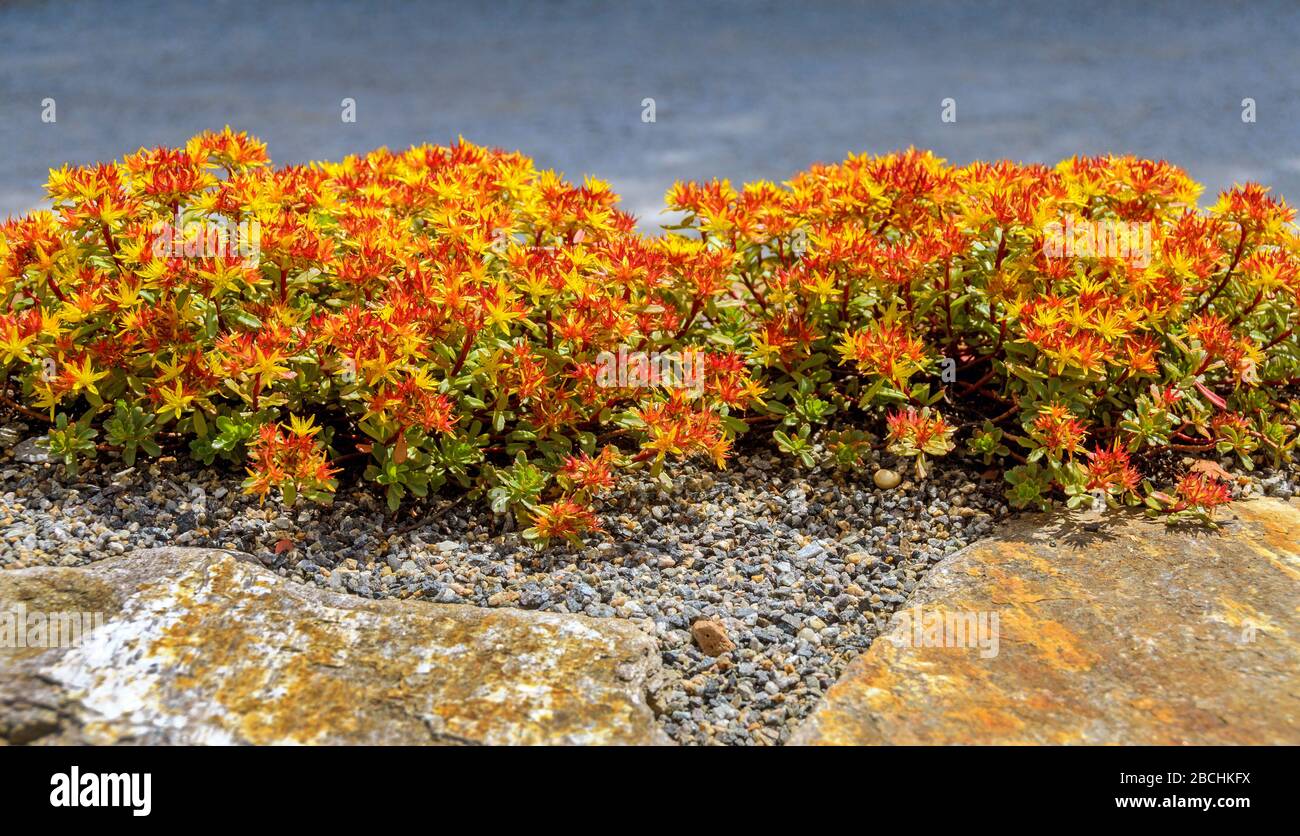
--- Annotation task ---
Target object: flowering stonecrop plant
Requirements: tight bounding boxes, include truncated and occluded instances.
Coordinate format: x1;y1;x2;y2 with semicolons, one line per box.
3;134;1297;534
0;129;764;544
668;150;1300;520
885;406;956;478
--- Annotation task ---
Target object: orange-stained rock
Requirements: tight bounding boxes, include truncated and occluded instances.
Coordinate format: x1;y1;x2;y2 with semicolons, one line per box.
0;549;668;745
790;498;1300;745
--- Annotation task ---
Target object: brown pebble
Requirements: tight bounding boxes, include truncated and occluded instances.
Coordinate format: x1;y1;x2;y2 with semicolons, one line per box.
691;618;736;656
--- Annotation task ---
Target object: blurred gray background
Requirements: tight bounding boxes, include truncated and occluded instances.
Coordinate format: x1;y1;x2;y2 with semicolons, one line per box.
1;0;1297;226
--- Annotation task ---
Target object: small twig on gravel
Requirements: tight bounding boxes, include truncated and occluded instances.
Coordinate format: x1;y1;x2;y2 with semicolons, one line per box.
0;392;51;424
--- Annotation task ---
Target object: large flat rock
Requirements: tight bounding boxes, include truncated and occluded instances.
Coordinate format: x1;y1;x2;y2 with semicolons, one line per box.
791;498;1300;745
0;548;668;745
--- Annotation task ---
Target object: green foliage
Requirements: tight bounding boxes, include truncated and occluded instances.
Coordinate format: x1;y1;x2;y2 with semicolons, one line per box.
44;413;97;476
104;400;161;466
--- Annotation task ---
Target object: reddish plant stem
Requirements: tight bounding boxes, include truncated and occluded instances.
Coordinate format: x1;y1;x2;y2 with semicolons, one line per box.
942;257;955;349
738;271;767;314
675;296;703;340
99;220;129;280
44;274;69;304
1262;327;1294;350
985;403;1019;425
1228;290;1263;328
958;367;996;394
1193;226;1247;315
992;229;1008;273
1;392;51;423
838;267;852;323
449;330;475;377
970;387;1013;406
958;318;1007;372
989;315;1008;357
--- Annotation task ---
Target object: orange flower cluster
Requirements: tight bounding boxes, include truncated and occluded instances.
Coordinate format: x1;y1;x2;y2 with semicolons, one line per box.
557;446;619;495
1084;444;1141;495
884;407;956;477
243;416;338;505
1173;472;1232;512
525;498;602;544
1029;403;1089;463
836;320;929;386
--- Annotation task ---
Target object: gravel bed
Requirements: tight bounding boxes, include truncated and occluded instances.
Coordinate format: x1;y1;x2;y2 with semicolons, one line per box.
3;419;1297;745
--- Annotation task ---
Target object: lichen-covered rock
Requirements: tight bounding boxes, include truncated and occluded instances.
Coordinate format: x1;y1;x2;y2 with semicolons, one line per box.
0;548;668;745
791;498;1300;745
